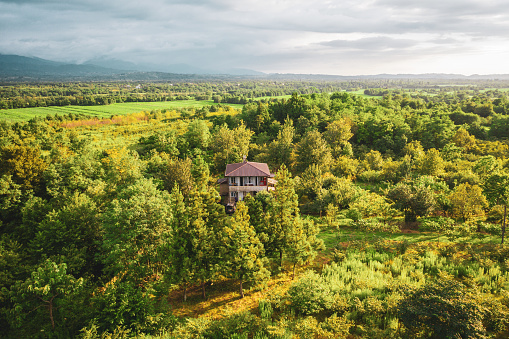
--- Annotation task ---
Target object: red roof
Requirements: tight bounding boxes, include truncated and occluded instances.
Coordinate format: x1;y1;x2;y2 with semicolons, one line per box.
225;161;271;177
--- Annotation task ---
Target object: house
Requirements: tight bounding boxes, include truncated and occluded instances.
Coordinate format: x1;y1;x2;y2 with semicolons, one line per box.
217;157;276;206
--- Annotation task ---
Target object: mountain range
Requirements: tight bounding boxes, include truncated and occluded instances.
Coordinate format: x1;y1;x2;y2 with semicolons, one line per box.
0;54;266;81
2;54;509;82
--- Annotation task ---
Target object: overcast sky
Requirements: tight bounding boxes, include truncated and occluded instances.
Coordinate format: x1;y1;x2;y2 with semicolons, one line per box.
1;0;509;75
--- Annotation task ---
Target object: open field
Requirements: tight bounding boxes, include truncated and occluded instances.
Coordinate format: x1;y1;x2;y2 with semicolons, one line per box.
0;100;245;122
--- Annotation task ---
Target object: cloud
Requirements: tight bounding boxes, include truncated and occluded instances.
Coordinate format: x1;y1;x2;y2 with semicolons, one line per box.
320;37;418;51
1;0;509;75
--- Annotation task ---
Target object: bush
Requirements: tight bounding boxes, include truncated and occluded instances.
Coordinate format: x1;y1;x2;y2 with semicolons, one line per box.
287;271;334;315
90;280;159;334
419;216;455;232
397;279;493;338
476;221;502;235
357;170;382;183
350;219;400;233
345;208;362;222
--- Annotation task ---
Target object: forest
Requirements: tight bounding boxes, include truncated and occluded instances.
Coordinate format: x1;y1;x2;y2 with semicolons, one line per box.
2;79;509;338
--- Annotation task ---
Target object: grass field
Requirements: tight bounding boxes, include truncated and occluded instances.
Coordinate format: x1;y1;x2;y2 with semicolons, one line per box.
0;100;245;122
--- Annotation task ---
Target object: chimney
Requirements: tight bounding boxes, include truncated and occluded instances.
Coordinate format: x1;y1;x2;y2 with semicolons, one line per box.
243;155;247;162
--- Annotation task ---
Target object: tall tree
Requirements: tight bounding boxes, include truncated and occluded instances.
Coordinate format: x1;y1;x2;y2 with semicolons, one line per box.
186;188;226;299
324;118;353;158
210;123;254;173
222;201;269;298
166;186;194;301
449;183;488;221
191;151;210;191
101;178;172;283
9;260;84;337
266;118;295;170
29;191;101;276
483;173;509;244
267;165;298;266
285;217;324;279
266;165;319;269
294;129;332;174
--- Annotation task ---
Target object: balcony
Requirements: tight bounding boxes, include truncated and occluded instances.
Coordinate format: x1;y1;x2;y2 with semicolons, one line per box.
228;185;269;193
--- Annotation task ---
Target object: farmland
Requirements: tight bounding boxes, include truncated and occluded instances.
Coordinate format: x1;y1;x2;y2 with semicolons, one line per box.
0;100;244;122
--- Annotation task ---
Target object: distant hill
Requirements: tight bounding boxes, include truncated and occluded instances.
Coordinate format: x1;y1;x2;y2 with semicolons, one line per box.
0;54;129;80
0;54;266;81
84;57;265;75
267;73;509;81
2;54;509;82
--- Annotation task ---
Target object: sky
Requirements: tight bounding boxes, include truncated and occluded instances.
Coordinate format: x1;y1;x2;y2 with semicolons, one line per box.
1;0;509;75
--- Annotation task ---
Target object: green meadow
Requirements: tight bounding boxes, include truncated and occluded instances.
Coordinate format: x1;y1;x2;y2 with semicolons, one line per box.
0;100;244;122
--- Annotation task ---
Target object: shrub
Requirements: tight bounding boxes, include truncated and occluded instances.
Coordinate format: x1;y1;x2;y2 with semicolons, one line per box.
419;216;455;232
476;221;502;235
357;170;382;183
350;219;400;233
345;208;362;221
397;279;489;338
287;271;334;315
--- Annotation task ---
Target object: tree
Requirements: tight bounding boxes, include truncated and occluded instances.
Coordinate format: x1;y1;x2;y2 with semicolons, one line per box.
138;130;180;157
161;157;195;196
388;182;436;222
29;191;102;276
222;201;269;298
266;119;294;170
101;178;172;282
452;127;476;151
101;147;144;188
0;174;22;222
266;165;299;266
266;165;320;269
166;186;194;301
448;183;488;221
0;143;47;192
185;119;211;151
210;123;254;173
363;150;384;171
483;173;509;244
285;217;324;279
297;164;325;214
186;187;226;299
324;118;353;158
416;148;444;176
398;279;489;339
9;260;84;337
473;156;501;181
191;152;210;191
243;194;272;251
294;129;332;174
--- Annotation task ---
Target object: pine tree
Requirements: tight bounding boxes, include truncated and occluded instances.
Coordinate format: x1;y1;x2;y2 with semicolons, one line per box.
243;194;273;255
191;152;210;191
267;165;299;267
222;201;269;298
188;188;226;299
166;186;195;301
285;217;324;279
267;165;324;271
